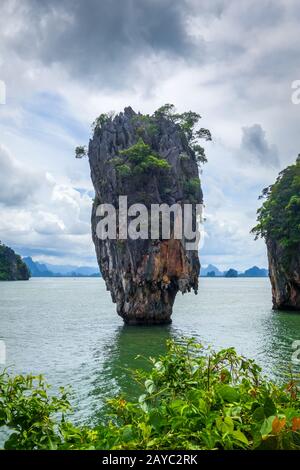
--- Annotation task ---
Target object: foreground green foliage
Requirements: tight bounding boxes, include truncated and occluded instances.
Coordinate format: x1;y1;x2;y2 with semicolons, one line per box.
252;156;300;251
1;339;300;450
0;375;71;449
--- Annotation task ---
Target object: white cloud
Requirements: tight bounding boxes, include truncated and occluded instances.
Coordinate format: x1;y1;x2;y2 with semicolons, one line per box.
34;212;65;235
0;144;94;265
0;144;41;206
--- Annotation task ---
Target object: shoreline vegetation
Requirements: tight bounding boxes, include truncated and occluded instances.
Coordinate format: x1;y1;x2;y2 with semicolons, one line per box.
1;339;300;450
0;242;30;281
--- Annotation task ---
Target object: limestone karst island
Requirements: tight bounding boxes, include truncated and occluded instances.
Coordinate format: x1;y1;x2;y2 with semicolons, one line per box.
1;0;300;459
252;156;300;311
88;105;208;324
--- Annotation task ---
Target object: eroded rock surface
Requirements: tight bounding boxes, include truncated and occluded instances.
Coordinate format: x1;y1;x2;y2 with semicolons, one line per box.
88;107;203;324
267;239;300;310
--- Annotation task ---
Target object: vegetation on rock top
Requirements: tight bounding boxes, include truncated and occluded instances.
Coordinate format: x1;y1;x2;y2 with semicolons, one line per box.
112;138;171;177
75;103;211;166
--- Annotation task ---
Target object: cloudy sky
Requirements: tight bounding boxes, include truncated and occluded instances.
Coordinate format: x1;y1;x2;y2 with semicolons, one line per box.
0;0;299;270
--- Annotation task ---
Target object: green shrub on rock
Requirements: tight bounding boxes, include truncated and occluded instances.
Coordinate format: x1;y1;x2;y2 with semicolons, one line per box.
113;138;171;178
252;156;300;250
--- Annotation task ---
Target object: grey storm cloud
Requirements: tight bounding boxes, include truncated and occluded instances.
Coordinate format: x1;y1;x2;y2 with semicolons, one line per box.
4;0;204;88
241;124;280;168
229;1;284;30
1;0;296;91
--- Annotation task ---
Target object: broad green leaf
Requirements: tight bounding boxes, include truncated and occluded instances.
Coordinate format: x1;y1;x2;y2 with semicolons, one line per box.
216;416;234;434
138;394;147;403
232;430;249;445
218;385;240;403
122;426;133;442
260;416;276;437
264;397;276;418
252;406;265;423
144;379;156;394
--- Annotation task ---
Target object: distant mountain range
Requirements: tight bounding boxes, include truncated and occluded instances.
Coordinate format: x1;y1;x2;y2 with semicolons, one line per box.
200;264;223;277
239;266;268;277
24;257;267;279
200;264;268;278
23;257;100;277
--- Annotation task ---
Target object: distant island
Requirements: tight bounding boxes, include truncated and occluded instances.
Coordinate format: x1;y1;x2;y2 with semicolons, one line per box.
0;242;30;281
23;257;100;278
200;264;268;278
22;258;267;279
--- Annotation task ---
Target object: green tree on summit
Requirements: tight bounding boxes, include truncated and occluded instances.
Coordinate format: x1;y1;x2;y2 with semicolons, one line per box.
252;156;300;250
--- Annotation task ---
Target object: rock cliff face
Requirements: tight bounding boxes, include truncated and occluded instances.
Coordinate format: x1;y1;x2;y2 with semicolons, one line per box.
88;106;206;324
0;243;30;281
267;239;300;310
253;156;300;311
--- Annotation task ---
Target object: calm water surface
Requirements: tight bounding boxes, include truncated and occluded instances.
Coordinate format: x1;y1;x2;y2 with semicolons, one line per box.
1;277;300;424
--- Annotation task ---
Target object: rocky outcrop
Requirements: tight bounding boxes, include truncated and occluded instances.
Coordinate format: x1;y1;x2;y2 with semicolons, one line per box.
267;239;300;310
23;257;53;277
0;243;30;281
88;107;205;324
253;156;300;311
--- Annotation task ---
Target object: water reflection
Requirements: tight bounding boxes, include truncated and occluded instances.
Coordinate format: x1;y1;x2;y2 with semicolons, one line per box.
260;309;300;382
89;324;174;421
1;278;300;427
88;306;300;424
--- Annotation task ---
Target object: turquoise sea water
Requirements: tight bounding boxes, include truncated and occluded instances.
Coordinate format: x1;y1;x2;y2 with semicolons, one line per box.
1;277;300;424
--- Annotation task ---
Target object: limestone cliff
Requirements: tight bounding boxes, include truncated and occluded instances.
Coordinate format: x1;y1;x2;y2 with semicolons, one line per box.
253;156;300;311
267;238;300;310
0;242;30;281
88;106;210;324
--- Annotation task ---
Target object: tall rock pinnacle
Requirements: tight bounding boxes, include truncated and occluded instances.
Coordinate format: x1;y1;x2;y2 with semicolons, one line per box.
87;105;210;324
